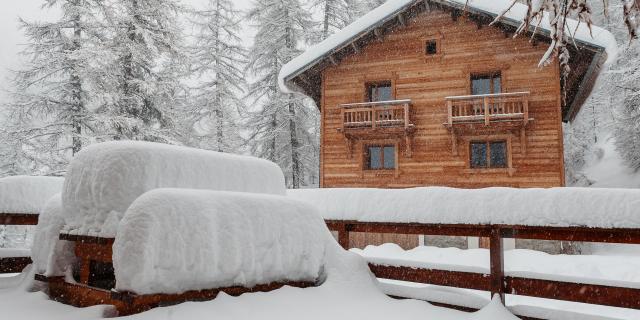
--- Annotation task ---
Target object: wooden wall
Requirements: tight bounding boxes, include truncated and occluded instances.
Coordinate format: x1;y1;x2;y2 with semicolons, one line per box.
320;10;565;189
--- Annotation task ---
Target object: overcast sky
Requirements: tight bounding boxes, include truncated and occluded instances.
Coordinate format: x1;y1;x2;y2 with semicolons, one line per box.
0;0;255;103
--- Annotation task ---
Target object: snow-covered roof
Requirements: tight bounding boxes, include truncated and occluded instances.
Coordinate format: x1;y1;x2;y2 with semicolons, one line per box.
288;187;640;229
113;189;328;295
0;176;64;214
279;0;617;120
61;141;286;237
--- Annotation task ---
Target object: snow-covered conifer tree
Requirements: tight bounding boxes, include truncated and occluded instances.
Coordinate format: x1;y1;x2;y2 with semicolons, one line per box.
4;0;108;174
246;0;319;188
97;0;188;143
185;0;245;153
310;0;360;40
613;42;640;170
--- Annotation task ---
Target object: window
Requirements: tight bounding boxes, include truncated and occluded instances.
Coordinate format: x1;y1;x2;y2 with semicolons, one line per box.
470;141;508;169
425;39;438;55
366;81;393;102
471;72;501;95
365;145;396;170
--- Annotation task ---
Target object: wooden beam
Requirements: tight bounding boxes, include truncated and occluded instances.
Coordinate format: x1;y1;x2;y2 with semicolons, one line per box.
351;42;360;54
506;277;640;310
368;264;490;291
490;228;505;301
398;13;407;27
373;28;384;41
59;233;115;245
424;0;431;13
328;54;338;66
0;213;38;225
0;257;32;273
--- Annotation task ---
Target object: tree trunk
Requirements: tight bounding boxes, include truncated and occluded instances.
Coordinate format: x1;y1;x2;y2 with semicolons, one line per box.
71;1;83;154
288;99;300;188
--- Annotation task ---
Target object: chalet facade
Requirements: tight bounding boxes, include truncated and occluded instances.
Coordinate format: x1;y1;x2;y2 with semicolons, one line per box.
280;0;611;189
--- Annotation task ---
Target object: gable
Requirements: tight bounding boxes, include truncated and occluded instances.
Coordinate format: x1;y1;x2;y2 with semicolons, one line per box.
280;0;614;122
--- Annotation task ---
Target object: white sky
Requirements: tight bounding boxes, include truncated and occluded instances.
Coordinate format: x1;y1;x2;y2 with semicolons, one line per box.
0;0;255;103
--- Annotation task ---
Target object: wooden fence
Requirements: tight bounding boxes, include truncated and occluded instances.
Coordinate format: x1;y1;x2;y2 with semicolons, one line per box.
326;220;640;318
0;213;38;273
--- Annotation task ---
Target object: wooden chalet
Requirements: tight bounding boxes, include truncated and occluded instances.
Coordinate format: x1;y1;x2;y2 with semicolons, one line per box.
280;0;610;190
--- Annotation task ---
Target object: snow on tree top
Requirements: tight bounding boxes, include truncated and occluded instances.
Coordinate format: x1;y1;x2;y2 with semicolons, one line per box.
0;176;64;214
61;141;286;237
113;189;328;295
279;0;617;93
288;187;640;229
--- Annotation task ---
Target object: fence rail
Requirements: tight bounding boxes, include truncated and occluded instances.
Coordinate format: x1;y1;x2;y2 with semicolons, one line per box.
0;213;39;273
326;220;640;313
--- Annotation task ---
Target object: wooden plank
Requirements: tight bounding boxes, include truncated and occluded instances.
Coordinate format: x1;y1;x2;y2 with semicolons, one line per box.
489;228;505;300
368;264;490;291
505;276;640;310
0;257;32;273
59;233;115;245
325;221;640;245
0;213;39;225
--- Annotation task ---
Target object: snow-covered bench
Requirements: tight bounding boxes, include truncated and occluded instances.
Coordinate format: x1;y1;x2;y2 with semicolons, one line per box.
0;176;63;273
33;142;329;315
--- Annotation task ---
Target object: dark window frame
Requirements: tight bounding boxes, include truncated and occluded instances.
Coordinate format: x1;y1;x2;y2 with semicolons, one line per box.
469;140;508;169
470;72;502;96
364;144;396;170
365;81;393;102
425;39;438;55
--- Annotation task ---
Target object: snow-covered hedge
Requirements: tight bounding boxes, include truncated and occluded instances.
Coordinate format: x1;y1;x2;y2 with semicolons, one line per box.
288;187;640;228
113;189;328;295
0;176;64;214
62;141;286;236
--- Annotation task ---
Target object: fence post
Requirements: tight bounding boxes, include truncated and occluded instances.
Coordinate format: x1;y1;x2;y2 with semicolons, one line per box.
338;223;351;249
490;227;505;301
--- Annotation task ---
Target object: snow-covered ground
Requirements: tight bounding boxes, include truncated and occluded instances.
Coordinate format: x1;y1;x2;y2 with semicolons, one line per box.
1;250;521;320
356;244;640;320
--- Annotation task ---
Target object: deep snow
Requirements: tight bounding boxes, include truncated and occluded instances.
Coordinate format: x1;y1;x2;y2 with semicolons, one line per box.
113;189;328;295
287;187;640;228
0;175;64;214
61;141;286;237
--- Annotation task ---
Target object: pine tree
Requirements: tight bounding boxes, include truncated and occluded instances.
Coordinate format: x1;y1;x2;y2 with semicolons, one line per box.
246;0;319;188
97;0;188;143
185;0;245;153
310;0;359;40
613;42;640;170
3;0;108;174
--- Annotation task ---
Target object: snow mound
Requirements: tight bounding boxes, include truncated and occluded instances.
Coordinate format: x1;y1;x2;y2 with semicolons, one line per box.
0;176;64;214
470;295;520;320
279;0;617;93
288;187;640;228
113;189;328;295
62;141;286;237
31;194;76;276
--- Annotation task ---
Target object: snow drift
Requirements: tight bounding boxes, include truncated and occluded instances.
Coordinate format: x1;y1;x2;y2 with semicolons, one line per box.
62;141;286;236
0;176;64;214
31;194;76;276
288;187;640;228
113;189;328;295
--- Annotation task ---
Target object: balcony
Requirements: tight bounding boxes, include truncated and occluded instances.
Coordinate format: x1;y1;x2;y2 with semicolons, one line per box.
340;99;413;132
445;92;531;128
339;99;415;157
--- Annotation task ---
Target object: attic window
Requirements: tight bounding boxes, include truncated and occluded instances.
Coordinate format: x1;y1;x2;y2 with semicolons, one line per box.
426;40;438;55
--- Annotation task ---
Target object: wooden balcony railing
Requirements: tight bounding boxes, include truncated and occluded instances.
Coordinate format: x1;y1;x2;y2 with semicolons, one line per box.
340;99;412;131
445;92;530;126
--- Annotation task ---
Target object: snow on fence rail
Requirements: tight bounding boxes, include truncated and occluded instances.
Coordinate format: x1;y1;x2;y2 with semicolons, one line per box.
325;220;640;315
0;176;64;273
